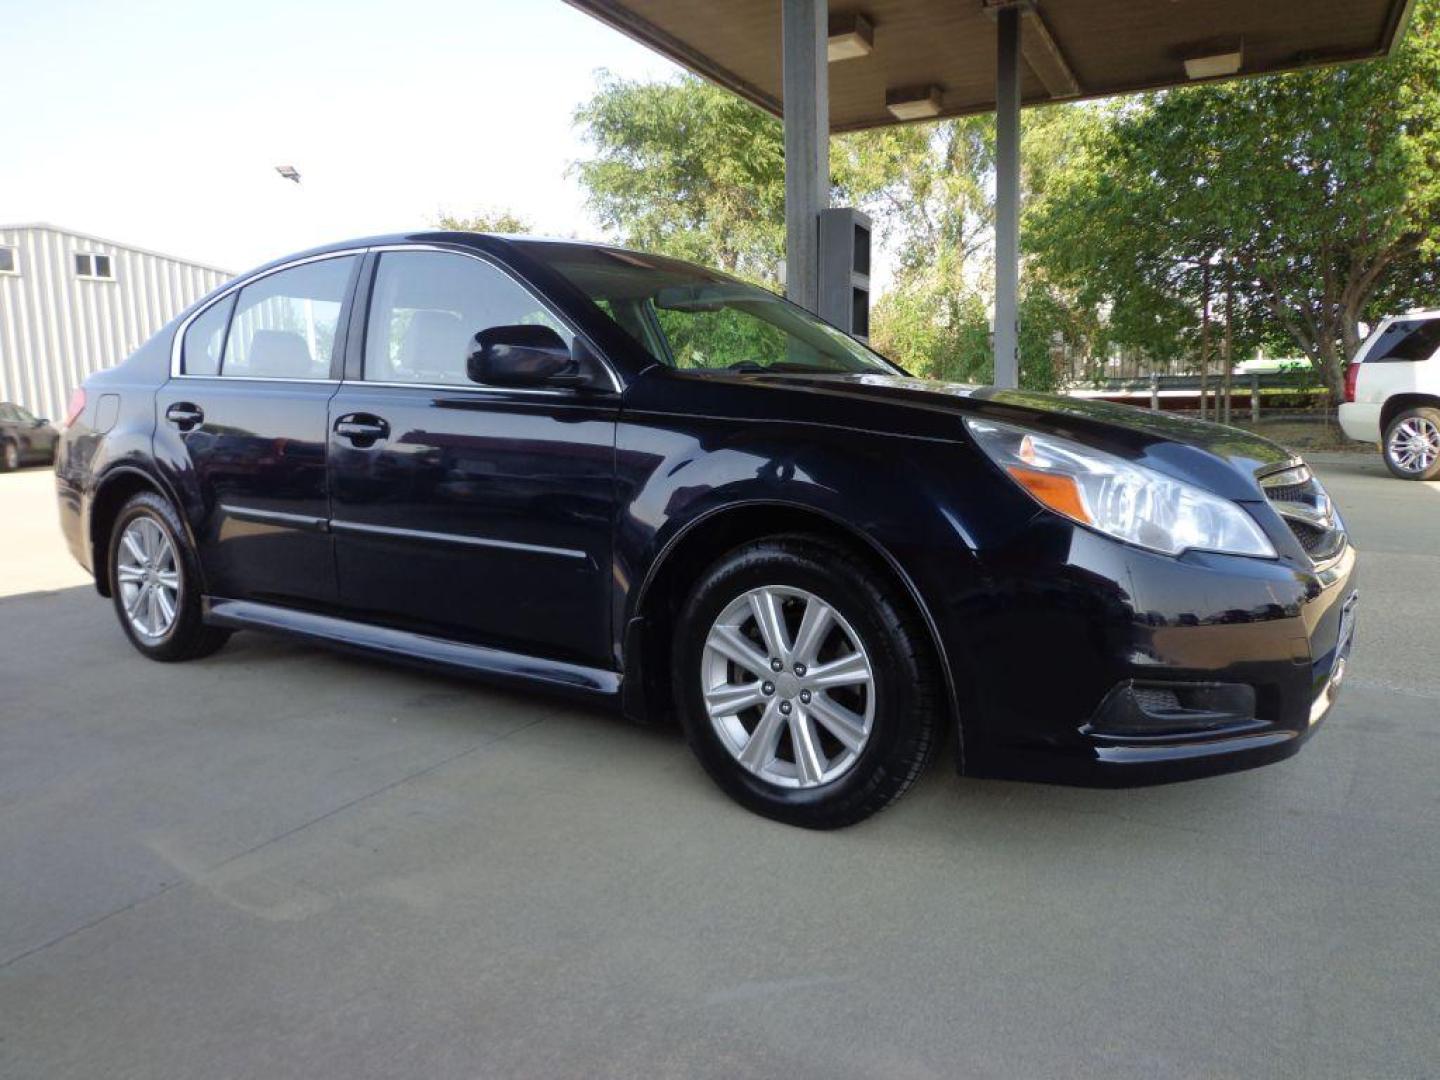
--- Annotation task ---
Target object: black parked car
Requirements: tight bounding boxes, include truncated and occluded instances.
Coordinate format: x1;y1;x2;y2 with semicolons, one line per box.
1;401;58;470
55;233;1358;828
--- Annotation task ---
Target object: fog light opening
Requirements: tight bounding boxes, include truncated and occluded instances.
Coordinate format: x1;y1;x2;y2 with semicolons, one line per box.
1086;680;1260;740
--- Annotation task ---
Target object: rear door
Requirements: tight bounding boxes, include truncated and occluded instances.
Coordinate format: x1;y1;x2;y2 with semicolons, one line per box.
156;253;361;605
326;247;619;667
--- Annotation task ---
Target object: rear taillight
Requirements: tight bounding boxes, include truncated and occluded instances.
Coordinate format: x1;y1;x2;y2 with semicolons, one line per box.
64;387;87;428
1343;363;1360;404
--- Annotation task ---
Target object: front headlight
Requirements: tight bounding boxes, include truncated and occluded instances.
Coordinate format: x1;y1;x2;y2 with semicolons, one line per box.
965;417;1276;559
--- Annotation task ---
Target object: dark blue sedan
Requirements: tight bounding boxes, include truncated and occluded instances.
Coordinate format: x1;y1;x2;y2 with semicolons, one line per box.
54;233;1358;827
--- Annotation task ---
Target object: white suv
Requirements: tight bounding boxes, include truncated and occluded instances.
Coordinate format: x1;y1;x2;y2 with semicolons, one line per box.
1339;311;1440;480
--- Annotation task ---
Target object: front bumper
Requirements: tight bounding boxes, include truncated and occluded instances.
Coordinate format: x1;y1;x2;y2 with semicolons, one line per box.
959;523;1358;787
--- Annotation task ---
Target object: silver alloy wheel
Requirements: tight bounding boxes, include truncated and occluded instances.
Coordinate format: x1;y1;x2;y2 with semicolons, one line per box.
1388;416;1440;473
3;442;16;469
116;517;181;640
701;585;875;789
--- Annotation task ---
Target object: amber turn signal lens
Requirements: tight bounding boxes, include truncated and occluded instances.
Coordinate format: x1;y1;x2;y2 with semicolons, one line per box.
1006;465;1092;524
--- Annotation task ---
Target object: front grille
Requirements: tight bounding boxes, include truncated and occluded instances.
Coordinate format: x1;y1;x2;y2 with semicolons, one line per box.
1262;482;1309;504
1259;463;1346;563
1289;519;1334;555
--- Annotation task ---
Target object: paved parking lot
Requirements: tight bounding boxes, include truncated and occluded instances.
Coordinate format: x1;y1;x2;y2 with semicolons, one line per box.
1;456;1437;1079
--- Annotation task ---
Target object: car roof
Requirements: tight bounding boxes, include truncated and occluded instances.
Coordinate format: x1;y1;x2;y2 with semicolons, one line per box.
271;231;625;261
233;231;657;286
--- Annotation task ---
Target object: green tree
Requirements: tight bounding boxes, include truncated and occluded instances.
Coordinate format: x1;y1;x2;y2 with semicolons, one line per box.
1029;2;1440;395
572;72;785;283
433;208;531;233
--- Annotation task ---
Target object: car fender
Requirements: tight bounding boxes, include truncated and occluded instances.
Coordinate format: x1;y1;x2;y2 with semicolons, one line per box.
612;410;1006;768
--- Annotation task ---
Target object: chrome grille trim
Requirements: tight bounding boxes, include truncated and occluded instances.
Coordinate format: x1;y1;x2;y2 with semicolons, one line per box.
1259;463;1346;564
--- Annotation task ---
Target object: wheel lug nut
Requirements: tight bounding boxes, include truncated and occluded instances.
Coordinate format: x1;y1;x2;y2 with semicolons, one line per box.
770;658;783;673
793;663;807;677
799;689;811;704
762;681;775;696
779;701;792;715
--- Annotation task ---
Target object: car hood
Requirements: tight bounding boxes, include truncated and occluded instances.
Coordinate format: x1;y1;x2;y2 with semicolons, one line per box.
748;372;1298;500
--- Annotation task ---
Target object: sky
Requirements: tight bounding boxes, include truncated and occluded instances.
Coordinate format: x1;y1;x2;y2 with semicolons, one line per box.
2;0;684;273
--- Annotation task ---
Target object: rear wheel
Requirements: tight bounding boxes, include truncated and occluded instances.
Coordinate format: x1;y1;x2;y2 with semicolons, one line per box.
673;536;941;829
108;491;230;661
1;441;17;471
1383;406;1440;481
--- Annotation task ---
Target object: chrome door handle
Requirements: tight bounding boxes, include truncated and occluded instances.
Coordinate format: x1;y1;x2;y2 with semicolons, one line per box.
334;414;389;446
165;403;204;430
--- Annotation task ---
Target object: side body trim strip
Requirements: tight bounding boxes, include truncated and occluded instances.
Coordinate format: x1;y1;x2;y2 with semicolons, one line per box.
204;598;621;697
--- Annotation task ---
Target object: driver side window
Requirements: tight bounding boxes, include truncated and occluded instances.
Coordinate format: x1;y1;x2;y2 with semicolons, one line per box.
363;251;571;385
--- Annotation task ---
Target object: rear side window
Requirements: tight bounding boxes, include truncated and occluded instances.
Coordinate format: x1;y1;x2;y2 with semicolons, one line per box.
181;295;235;376
1366;318;1440;363
221;256;356;379
362;251;570;385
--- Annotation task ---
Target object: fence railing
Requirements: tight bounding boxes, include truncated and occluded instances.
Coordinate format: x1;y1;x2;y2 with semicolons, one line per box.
1068;372;1330;420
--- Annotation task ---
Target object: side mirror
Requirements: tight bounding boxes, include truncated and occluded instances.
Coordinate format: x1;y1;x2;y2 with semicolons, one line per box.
466;324;596;389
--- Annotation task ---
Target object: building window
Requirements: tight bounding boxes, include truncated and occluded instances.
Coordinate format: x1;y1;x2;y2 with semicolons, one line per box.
0;247;16;275
75;252;114;280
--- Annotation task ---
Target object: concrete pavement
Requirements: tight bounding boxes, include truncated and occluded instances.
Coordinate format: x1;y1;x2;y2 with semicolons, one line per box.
1;454;1437;1079
0;466;90;598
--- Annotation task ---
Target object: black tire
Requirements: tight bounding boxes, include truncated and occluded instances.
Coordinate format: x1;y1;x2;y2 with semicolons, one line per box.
673;535;942;829
0;441;17;471
107;491;231;661
1382;406;1440;481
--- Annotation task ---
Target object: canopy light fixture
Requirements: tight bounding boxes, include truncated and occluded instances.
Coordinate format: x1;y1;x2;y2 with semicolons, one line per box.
1183;46;1243;80
885;85;943;121
828;12;874;62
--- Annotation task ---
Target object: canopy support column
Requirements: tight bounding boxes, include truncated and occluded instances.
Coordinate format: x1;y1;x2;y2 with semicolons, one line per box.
993;3;1021;388
782;0;829;314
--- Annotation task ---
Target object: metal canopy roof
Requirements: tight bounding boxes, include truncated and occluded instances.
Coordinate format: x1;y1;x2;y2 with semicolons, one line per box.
566;0;1417;131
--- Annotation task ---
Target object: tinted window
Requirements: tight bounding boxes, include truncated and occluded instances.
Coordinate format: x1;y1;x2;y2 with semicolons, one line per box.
363;251;570;385
1367;318;1440;363
13;405;34;422
0;247;15;274
0;405;16;422
526;242;896;375
222;257;355;379
181;295;235;376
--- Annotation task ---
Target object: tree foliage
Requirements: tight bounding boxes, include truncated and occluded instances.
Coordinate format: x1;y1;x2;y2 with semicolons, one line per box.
571;9;1440;396
1028;1;1440;393
572;72;785;283
434;208;532;234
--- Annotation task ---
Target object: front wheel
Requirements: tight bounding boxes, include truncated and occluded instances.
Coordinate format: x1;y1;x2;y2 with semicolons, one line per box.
1;441;17;471
108;491;231;661
673;536;942;829
1383;406;1440;481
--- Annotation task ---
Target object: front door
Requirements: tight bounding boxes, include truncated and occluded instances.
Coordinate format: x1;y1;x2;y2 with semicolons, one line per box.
155;254;359;606
327;249;618;667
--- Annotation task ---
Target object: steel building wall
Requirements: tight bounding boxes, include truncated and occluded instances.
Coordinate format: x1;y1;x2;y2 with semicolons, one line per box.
0;224;231;422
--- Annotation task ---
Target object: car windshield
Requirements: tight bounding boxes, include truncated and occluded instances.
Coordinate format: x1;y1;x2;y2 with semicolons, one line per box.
524;242;898;376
